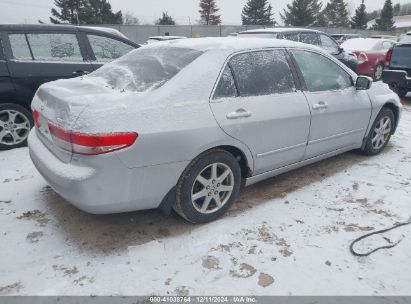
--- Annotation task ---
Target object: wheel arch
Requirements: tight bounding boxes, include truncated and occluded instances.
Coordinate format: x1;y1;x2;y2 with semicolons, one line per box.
382;102;400;134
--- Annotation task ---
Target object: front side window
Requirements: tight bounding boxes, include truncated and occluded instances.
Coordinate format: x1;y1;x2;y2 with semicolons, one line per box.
9;34;32;60
300;33;320;46
0;39;4;60
292;50;352;92
88;35;134;62
26;33;83;61
228;50;295;97
283;33;299;42
320;34;340;54
214;65;237;99
88;46;203;92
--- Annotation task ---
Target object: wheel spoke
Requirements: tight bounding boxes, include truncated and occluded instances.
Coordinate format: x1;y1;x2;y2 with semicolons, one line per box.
8;111;18;123
192;189;207;201
383;118;390;129
196;175;209;187
219;185;233;192
14;122;30;130
214;195;222;208
372;134;379;143
10;132;23;144
383;128;391;135
0;130;8;142
201;196;212;212
217;169;231;183
211;163;218;180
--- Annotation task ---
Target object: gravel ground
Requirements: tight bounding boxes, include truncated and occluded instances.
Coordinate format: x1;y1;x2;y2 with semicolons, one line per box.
0;102;410;296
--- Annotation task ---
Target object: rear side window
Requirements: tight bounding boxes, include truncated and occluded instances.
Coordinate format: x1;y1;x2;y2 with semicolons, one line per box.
300;33;320;45
320;34;340;54
391;46;411;67
88;35;134;62
292;50;352;92
89;46;203;92
229;50;295;97
214;65;237;99
283;33;299;42
27;33;83;61
9;34;32;60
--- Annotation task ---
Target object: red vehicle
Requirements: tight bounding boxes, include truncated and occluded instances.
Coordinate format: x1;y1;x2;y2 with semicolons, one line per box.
341;38;395;81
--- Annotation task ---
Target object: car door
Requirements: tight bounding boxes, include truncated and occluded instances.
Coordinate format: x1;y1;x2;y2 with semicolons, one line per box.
290;49;372;159
4;31;93;103
84;33;136;71
210;49;311;175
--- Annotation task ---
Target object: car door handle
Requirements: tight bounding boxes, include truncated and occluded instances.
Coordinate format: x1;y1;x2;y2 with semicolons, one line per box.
72;70;90;76
226;109;252;120
312;101;329;110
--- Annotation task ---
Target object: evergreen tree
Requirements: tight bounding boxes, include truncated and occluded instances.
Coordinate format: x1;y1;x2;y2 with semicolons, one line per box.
350;0;368;29
156;12;176;25
322;0;350;27
281;0;324;26
50;0;122;24
50;0;88;24
372;0;395;31
241;0;275;26
393;3;401;16
199;0;221;25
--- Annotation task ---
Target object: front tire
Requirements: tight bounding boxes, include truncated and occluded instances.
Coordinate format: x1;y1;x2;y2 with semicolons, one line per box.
361;108;395;156
0;103;34;151
174;149;241;224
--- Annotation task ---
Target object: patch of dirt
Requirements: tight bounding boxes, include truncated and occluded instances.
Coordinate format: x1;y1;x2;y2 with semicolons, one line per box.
17;210;50;227
14;175;34;182
73;276;95;286
52;265;79;277
352;183;359;190
202;256;221;270
26;231;44;243
175;286;190;296
230;263;257;278
0;282;23;295
343;224;375;232
258;273;274;288
0;200;11;204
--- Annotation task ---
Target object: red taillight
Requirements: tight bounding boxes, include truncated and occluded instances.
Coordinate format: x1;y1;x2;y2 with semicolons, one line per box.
385;49;392;66
32;110;40;128
48;123;138;155
357;52;369;64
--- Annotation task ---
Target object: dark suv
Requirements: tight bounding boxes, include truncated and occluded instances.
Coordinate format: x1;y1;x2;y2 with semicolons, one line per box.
0;24;139;150
238;28;358;72
383;42;411;98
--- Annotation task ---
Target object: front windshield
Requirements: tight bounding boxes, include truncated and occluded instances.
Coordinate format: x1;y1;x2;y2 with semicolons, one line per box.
88;46;203;92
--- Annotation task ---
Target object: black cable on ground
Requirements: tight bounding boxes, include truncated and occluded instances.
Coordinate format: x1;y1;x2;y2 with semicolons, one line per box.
350;219;411;257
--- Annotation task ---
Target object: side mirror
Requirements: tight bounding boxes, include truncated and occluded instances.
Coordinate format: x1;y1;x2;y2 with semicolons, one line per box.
337;46;344;54
356;76;373;90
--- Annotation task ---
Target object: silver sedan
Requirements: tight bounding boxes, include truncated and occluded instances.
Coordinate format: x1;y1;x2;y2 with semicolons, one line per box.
28;38;402;223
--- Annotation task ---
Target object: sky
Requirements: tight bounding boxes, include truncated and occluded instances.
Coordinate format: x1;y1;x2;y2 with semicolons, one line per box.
0;0;409;25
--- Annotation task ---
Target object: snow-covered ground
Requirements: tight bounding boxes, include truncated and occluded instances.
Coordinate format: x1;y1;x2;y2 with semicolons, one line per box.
1;103;411;296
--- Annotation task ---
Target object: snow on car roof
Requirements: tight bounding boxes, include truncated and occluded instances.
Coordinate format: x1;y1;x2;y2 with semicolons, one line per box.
81;26;128;39
341;38;391;51
239;27;323;34
145;37;321;53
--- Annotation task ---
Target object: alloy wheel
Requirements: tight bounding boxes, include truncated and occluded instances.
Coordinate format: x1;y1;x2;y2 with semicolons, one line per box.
374;65;384;81
371;116;392;150
0;110;31;146
191;162;235;214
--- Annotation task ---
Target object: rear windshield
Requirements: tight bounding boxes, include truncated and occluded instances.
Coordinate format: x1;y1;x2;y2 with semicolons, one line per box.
331;35;343;40
399;35;411;43
391;45;411;67
238;32;278;38
88;46;203;92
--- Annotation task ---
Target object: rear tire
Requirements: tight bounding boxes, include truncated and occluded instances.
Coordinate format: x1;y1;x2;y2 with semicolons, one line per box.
0;103;34;151
373;63;384;81
361;108;394;156
174;149;241;224
395;87;408;98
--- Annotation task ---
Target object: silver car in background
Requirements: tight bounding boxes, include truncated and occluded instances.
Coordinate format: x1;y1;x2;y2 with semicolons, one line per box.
29;38;402;223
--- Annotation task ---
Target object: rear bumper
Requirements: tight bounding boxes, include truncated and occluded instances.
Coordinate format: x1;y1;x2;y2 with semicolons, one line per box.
28;130;188;214
383;69;411;90
357;63;375;77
